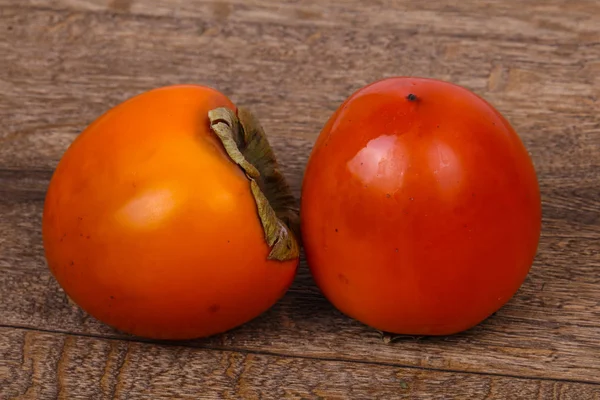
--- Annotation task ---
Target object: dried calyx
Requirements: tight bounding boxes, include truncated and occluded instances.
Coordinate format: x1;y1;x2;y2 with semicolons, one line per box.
208;107;300;262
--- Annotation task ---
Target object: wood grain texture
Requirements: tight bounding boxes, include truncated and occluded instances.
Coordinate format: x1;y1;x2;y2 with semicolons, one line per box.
0;0;599;396
7;0;600;42
0;3;599;171
1;327;599;400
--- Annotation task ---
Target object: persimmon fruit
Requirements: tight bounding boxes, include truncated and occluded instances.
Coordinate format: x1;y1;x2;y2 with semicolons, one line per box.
42;85;299;340
300;77;541;335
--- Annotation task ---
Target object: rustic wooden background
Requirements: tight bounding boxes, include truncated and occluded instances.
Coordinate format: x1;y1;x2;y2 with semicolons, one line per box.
1;0;599;399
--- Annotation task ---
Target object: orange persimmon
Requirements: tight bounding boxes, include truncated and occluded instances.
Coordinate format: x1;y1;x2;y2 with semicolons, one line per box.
42;85;299;340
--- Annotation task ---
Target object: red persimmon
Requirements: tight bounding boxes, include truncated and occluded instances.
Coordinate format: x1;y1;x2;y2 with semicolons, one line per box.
301;77;541;335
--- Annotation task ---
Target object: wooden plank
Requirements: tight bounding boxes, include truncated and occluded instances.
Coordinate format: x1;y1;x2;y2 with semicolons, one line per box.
0;0;599;387
1;195;600;384
1;327;599;400
5;0;600;44
0;5;598;172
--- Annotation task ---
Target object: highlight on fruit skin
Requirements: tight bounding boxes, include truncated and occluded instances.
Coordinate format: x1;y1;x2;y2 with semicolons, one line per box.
42;84;300;340
300;76;542;336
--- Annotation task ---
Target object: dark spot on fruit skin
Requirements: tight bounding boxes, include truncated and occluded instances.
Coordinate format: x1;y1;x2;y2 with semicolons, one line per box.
395;248;399;253
338;274;349;284
407;93;418;101
208;304;220;313
409;197;414;201
335;228;339;233
386;193;391;198
70;261;74;266
110;296;115;300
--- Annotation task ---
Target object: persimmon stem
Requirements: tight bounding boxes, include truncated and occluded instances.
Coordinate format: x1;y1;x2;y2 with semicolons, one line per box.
208;107;300;262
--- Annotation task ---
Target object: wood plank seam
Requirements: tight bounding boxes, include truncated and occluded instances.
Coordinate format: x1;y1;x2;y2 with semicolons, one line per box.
4;326;599;399
2;323;599;388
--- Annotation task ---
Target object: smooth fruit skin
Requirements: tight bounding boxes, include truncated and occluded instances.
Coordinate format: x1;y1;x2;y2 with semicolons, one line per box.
301;77;541;335
42;85;298;340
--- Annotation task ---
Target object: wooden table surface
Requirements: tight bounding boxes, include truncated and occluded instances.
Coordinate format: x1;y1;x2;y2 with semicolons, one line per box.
1;1;599;399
